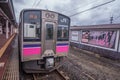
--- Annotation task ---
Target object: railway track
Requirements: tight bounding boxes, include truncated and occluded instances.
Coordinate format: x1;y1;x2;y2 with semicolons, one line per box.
31;69;69;80
65;57;96;80
54;69;69;80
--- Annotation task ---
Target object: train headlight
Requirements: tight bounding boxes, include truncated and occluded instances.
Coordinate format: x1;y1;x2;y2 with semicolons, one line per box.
45;58;54;69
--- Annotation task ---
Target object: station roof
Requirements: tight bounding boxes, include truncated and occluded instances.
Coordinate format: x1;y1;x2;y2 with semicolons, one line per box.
70;24;120;30
0;0;16;24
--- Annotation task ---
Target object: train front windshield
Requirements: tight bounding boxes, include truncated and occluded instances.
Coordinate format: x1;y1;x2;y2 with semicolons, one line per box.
23;11;41;41
57;26;68;41
57;15;70;41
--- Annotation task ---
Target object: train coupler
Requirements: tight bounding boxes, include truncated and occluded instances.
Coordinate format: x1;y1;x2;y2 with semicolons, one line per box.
44;56;54;69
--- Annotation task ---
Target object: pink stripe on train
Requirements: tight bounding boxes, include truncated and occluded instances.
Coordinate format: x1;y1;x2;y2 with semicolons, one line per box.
23;46;69;56
23;47;41;56
56;46;69;53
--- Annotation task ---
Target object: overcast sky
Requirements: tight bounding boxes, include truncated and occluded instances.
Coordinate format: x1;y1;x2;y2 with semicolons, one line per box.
13;0;120;26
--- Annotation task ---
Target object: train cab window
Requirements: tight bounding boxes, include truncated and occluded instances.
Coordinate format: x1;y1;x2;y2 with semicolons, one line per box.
57;26;68;41
23;11;41;41
46;24;53;40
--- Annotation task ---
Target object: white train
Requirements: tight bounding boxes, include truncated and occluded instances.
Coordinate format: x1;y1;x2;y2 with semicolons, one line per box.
19;9;70;73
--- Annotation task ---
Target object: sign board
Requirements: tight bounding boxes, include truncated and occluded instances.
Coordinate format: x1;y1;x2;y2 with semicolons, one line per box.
82;30;117;49
71;31;79;41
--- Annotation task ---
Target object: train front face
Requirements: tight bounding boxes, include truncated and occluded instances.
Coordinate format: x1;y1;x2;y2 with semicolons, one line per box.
19;9;70;73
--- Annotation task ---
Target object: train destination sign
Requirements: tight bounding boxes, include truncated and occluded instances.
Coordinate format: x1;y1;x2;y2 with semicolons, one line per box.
58;15;69;25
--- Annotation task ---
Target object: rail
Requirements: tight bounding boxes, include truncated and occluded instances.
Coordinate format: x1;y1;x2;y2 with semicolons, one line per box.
55;69;70;80
31;69;69;80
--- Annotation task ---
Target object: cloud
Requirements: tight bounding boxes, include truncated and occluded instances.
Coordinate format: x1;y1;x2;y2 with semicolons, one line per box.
13;0;120;25
69;0;120;25
13;0;35;23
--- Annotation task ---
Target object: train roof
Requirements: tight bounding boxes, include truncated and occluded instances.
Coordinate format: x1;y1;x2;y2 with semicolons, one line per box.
70;24;120;30
20;9;70;20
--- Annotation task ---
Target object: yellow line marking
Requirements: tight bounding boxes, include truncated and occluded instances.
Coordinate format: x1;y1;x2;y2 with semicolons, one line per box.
0;34;15;58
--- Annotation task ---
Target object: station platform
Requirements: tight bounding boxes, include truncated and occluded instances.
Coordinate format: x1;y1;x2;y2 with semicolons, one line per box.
2;36;19;80
0;34;19;80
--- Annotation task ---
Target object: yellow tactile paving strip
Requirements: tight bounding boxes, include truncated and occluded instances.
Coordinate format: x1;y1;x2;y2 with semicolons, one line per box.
0;34;16;58
2;38;19;80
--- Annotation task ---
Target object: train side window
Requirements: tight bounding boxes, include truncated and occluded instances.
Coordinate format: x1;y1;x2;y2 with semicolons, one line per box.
57;26;68;41
46;24;53;40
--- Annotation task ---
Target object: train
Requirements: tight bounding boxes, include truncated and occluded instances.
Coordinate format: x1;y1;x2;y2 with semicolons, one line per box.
70;24;120;60
18;9;70;73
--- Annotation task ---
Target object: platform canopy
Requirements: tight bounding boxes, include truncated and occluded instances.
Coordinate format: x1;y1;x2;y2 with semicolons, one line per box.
0;0;16;24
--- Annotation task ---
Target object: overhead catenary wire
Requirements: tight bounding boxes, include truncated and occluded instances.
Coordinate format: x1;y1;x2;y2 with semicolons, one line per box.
69;0;115;17
32;0;38;7
35;0;42;7
63;0;99;13
108;10;120;23
115;15;120;20
113;14;120;23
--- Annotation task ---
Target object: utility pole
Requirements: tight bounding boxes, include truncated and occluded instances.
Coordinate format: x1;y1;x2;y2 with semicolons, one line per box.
110;16;113;24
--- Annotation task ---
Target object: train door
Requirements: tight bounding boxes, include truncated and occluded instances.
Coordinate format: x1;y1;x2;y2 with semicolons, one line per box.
44;22;56;54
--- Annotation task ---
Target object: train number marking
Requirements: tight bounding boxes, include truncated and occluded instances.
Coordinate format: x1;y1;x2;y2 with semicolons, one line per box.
45;13;55;19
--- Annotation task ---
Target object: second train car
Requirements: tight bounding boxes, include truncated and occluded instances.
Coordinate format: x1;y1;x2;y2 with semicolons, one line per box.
19;9;70;73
